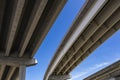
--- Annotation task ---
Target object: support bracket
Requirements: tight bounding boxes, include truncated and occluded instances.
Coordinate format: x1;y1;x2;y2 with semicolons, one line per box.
0;56;37;67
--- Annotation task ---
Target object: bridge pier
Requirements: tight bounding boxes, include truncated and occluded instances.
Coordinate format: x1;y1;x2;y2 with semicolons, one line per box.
49;74;71;80
19;65;26;80
0;56;37;80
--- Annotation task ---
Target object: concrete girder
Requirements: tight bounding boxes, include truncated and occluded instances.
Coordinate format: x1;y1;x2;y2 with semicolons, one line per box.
30;0;68;57
62;6;120;74
18;0;48;57
44;0;108;79
56;0;120;74
5;67;16;80
5;0;25;56
0;65;6;80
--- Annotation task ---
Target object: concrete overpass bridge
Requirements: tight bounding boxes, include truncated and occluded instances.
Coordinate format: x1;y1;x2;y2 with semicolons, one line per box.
84;60;120;80
0;0;67;80
44;0;120;80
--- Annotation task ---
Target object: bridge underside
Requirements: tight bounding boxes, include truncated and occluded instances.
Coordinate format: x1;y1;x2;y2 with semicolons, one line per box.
44;0;120;80
0;0;67;80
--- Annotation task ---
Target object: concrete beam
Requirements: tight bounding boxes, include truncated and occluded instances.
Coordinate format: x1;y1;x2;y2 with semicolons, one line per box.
0;56;37;66
12;70;19;80
0;65;6;80
18;0;48;57
5;0;25;56
56;20;98;74
44;0;108;79
57;0;120;74
5;67;16;80
62;6;120;74
30;0;67;57
49;75;70;80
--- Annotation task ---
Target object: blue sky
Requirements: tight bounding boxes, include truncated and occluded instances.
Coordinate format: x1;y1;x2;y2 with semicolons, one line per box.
26;0;120;80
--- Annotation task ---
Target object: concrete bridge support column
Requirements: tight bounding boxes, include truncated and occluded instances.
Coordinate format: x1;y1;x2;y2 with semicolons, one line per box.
49;74;71;80
0;56;37;80
19;65;26;80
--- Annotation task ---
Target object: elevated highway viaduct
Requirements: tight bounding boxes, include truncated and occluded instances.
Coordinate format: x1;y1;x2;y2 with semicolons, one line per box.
44;0;120;80
0;0;67;80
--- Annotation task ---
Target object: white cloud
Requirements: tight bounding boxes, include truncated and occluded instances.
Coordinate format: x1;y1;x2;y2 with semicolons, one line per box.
70;62;110;80
69;58;120;80
69;72;87;80
115;57;120;61
91;62;109;69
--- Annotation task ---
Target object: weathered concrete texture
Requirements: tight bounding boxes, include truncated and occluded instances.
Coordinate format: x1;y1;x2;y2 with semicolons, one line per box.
0;0;67;79
44;0;120;80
